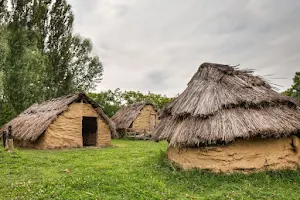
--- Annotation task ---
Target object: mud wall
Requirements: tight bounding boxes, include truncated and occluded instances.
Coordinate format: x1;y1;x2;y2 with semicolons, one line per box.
132;105;159;132
82;103;111;147
167;137;300;173
17;103;111;149
97;118;111;147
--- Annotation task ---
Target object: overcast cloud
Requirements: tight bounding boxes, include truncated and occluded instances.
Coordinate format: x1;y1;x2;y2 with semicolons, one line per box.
69;0;300;96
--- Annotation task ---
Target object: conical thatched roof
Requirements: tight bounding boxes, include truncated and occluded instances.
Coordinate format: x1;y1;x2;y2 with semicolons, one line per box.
0;92;118;141
111;101;157;129
153;62;300;147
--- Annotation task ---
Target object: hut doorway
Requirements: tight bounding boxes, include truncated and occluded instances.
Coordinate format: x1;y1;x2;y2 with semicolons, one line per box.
149;114;156;131
82;117;97;146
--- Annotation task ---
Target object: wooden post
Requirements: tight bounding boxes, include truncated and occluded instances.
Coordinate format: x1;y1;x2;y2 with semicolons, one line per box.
2;131;7;150
6;126;14;152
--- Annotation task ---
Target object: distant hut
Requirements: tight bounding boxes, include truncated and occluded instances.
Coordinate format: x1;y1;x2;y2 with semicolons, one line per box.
153;63;300;173
111;102;159;136
1;93;117;149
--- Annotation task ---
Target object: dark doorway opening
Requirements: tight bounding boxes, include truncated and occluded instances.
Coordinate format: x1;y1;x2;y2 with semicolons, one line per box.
82;117;97;146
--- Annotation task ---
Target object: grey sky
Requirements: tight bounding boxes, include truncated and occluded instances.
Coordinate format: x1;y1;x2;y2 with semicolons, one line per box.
69;0;300;96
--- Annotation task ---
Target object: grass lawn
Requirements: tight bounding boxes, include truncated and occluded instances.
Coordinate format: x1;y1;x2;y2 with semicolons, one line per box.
0;140;300;200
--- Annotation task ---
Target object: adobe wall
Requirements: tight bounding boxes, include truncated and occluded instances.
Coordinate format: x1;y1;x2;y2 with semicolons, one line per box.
17;103;111;149
82;103;111;147
132;105;159;132
167;137;300;173
97;117;111;147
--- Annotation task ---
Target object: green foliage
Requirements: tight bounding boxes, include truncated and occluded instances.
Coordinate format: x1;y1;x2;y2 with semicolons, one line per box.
89;89;123;118
3;27;47;113
122;90;174;110
143;92;175;110
69;35;103;93
0;0;103;124
0;0;8;25
1;140;300;199
0;100;16;127
0;71;16;127
283;72;300;102
0;27;7;66
122;90;146;105
89;89;174;117
39;0;102;98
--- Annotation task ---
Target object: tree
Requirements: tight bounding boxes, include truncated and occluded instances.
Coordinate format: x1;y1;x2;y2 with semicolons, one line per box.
0;26;8;71
68;35;103;94
0;0;47;113
144;92;175;110
89;89;123;118
122;90;174;109
89;89;174;117
0;0;103;115
38;0;102;98
0;0;8;25
122;90;145;105
2;0;103;96
0;27;15;126
3;29;47;113
283;72;300;102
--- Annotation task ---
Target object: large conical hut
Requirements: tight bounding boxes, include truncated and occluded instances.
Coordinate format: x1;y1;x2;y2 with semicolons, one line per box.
0;92;117;149
112;102;159;135
153;63;300;173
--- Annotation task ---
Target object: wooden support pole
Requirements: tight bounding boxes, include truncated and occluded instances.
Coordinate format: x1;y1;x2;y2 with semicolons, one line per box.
6;126;14;152
2;131;7;150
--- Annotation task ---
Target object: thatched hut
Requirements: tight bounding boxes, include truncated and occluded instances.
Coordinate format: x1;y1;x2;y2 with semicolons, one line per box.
153;63;300;173
0;92;117;149
111;102;159;135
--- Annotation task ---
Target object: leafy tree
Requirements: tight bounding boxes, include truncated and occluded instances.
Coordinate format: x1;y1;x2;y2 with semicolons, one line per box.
89;89;123;118
45;0;76;97
283;72;300;102
0;95;15;127
3;29;47;113
37;0;102;98
122;90;145;105
68;35;103;94
0;24;12;126
1;0;47;113
0;0;9;23
0;26;8;70
144;92;175;110
0;29;15;126
0;0;103;116
122;90;174;109
89;89;174;117
0;71;17;127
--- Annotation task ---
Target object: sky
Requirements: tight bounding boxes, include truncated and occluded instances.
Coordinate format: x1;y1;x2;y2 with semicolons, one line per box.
69;0;300;97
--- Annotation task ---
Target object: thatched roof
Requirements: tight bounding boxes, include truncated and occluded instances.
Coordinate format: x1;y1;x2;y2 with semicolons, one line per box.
111;101;157;129
1;92;118;141
153;62;300;147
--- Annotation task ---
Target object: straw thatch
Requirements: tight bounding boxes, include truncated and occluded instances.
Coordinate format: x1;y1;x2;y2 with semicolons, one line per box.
153;62;300;147
1;92;118;141
111;101;157;129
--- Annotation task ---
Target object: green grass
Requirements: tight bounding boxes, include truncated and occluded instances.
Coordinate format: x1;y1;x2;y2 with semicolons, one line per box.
0;140;300;200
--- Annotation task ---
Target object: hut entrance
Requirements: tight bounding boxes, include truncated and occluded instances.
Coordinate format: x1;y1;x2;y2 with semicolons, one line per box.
82;117;97;146
149;114;156;131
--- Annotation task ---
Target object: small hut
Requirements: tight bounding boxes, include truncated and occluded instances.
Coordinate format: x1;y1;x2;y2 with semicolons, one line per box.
153;63;300;173
1;92;117;149
111;102;159;136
